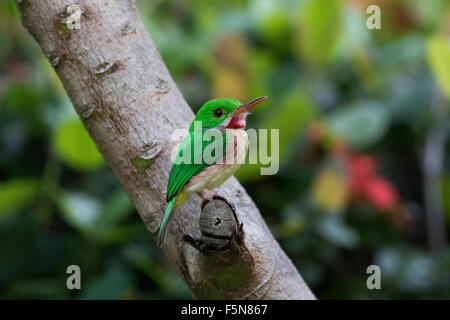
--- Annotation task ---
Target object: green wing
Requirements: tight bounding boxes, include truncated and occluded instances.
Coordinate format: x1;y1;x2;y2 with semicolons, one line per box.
166;129;228;202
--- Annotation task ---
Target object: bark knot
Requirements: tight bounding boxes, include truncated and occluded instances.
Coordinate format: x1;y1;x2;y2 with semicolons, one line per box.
57;4;82;36
155;77;170;94
95;61;119;78
131;141;162;174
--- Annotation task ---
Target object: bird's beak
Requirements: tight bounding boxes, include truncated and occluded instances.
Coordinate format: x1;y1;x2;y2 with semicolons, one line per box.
233;96;267;116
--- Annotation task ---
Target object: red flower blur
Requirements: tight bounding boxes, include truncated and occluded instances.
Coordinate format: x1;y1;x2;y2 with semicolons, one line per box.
348;154;399;211
365;178;399;212
348;155;376;198
305;122;413;229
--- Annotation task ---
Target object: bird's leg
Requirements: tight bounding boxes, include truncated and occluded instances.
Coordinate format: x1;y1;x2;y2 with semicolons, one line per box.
197;189;217;201
183;191;216;254
183;234;211;254
233;221;244;244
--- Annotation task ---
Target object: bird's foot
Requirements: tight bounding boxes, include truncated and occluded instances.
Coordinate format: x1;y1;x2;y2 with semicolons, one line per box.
183;234;211;254
198;189;217;201
200;194;232;210
198;190;223;208
234;221;244;244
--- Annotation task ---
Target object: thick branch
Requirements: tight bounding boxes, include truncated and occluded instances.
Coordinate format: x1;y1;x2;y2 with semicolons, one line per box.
16;0;315;299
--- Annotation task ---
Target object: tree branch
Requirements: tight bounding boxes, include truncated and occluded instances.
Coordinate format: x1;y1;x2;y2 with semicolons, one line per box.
16;0;315;299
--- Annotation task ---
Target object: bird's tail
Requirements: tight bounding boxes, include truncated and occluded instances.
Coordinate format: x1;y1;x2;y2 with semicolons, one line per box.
157;197;176;247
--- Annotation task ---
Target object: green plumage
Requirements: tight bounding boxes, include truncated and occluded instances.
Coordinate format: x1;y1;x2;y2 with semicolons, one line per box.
157;128;229;246
157;97;266;246
166;129;228;202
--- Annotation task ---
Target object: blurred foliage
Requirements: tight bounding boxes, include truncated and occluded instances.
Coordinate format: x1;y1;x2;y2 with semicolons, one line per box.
1;0;450;299
52;119;104;172
426;35;450;99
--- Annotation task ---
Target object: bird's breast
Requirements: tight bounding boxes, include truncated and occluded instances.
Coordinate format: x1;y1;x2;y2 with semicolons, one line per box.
186;129;248;193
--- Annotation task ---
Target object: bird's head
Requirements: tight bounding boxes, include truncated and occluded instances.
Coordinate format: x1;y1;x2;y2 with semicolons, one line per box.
190;96;267;131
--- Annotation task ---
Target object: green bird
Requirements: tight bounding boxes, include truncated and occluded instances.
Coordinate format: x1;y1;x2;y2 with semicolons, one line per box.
157;96;267;246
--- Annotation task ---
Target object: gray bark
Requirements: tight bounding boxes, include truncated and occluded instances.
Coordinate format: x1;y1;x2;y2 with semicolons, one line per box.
16;0;315;299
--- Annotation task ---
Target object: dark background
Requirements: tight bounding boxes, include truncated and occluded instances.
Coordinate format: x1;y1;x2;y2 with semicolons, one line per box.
1;0;450;299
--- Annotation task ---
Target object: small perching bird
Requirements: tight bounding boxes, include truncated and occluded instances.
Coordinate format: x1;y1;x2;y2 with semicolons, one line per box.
157;96;267;246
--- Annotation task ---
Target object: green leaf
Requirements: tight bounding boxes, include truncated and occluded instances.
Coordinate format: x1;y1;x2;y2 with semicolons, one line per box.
316;215;359;249
52;119;104;171
5;279;69;299
95;191;133;229
337;5;370;59
0;178;39;218
123;244;191;298
297;0;342;67
441;174;450;223
426;35;450;99
264;91;316;160
327;102;389;150
58;191;101;233
251;0;292;51
80;264;134;300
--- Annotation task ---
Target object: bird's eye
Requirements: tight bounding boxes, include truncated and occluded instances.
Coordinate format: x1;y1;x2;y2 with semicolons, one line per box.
213;108;223;118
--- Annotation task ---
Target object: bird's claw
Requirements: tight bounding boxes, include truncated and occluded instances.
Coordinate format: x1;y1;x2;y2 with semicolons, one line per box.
234;222;244;244
201;194;232;210
183;234;211;254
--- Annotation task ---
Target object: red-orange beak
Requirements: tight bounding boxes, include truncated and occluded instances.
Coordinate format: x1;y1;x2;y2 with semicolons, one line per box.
233;96;267;117
225;96;267;129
